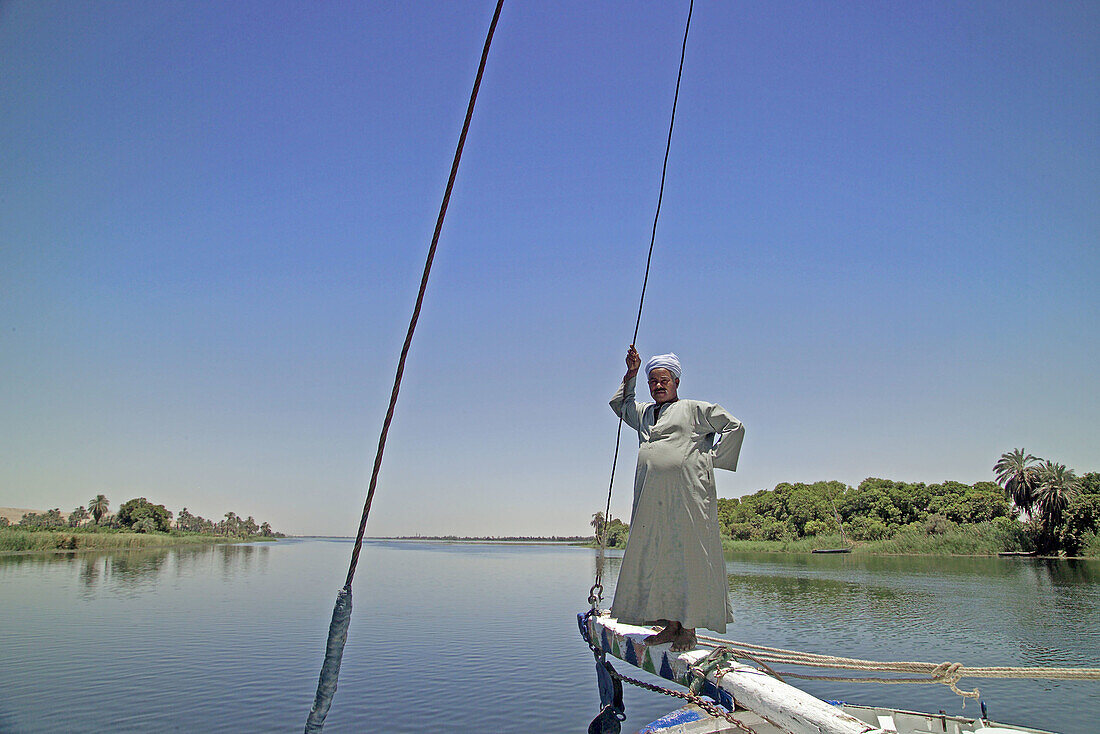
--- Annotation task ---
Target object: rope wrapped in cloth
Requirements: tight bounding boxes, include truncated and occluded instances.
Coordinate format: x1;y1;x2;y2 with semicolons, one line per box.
684;632;1100;702
305;587;353;733
301;1;506;731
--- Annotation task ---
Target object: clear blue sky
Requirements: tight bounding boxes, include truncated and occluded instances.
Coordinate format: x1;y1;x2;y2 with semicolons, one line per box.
2;1;1097;536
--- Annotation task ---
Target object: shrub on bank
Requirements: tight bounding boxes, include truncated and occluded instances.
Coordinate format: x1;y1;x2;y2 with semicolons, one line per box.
718;469;1100;556
718;522;1075;556
847;516;890;541
722;533;849;553
1079;531;1100;557
11;523;126;535
869;521;1011;555
0;530;103;552
0;528;248;553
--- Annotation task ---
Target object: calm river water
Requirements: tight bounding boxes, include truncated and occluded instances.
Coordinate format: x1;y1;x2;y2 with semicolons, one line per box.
1;539;1097;733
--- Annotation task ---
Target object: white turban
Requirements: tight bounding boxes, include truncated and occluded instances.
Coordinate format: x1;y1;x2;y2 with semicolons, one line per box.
644;353;681;379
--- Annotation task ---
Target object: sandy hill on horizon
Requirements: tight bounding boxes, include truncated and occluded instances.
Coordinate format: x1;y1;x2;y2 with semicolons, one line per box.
0;507;71;524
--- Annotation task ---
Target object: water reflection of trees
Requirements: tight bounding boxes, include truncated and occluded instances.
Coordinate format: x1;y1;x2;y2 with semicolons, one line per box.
1004;558;1100;665
588;547;624;603
1041;557;1098;584
109;548;171;581
222;543;255;574
0;543;271;594
725;550;1044;581
720;554;1100;666
727;570;906;622
78;554;102;592
585;548;1099;658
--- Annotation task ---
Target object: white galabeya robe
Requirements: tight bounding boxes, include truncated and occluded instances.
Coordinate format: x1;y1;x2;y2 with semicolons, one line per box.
609;375;744;632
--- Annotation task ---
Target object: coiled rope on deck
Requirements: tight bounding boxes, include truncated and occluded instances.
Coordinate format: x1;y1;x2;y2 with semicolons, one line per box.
591;0;695;610
305;2;505;731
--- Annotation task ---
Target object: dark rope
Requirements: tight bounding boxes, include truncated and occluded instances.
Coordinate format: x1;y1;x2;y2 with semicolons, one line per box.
306;3;505;731
632;0;694;347
593;0;694;601
345;0;505;590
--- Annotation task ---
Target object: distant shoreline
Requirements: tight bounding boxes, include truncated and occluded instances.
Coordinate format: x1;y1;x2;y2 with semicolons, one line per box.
373;535;590;542
6;532;1096;559
0;529;276;555
261;535;597;545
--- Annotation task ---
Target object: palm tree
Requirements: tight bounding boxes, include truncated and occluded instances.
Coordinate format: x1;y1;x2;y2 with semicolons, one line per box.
88;495;109;525
591;511;604;533
591;511;609;544
69;506;89;527
994;449;1040;517
1033;461;1082;551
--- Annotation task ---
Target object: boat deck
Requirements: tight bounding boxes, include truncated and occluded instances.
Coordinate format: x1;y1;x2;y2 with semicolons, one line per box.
582;612;1057;734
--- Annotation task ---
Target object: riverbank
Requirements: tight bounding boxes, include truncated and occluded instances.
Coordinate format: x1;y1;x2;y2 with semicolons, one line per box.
584;524;1099;557
721;526;1100;558
0;529;276;554
376;535;590;543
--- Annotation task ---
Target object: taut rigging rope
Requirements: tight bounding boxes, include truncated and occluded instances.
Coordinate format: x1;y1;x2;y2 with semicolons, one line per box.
305;2;505;731
591;0;695;608
345;0;505;591
685;631;1100;702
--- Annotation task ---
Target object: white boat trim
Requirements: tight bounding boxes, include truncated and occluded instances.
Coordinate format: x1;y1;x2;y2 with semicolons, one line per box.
584;613;1059;734
587;612;886;734
634;703;1056;734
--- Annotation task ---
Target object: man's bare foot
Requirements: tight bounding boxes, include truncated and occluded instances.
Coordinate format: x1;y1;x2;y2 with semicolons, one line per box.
670;627;697;652
643;621;680;646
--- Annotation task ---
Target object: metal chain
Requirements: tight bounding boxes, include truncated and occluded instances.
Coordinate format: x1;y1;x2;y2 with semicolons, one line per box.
585;626;877;734
579;612;756;734
603;664;757;734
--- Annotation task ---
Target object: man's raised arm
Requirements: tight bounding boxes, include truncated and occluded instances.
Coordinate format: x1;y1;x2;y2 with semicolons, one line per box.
610;344;643;430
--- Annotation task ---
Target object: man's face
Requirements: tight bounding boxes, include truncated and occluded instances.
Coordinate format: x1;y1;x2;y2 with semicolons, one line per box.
647;368;679;404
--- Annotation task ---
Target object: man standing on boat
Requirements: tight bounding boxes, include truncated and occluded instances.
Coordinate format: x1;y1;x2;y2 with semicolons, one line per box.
609;346;744;652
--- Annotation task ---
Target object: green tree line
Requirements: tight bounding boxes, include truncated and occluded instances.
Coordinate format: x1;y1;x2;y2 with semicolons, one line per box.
717;450;1097;556
590;511;629;548
593;450;1098;556
3;495;283;539
718;479;1015;542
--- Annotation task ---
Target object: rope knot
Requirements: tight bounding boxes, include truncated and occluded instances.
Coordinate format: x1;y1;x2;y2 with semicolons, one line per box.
930;661;962;681
688;647;738;695
929;661;979;700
